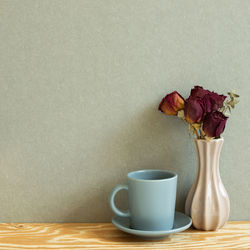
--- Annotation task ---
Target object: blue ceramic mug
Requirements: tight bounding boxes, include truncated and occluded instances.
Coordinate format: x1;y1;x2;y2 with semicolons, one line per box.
109;169;177;231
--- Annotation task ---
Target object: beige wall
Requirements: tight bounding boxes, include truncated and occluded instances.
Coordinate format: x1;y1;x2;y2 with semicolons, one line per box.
0;0;249;222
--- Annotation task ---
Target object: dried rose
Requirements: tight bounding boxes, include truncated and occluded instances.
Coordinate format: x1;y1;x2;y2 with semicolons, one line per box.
203;111;228;138
190;86;226;113
202;92;226;113
184;97;204;123
158;91;185;115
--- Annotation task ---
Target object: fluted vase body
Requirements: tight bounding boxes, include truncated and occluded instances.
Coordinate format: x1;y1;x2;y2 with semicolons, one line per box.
185;138;230;230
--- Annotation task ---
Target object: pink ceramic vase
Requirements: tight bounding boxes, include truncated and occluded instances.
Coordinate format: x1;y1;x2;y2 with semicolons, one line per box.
185;138;230;231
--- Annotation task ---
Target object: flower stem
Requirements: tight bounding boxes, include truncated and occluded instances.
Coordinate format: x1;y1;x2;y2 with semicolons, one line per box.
199;127;205;139
194;128;200;139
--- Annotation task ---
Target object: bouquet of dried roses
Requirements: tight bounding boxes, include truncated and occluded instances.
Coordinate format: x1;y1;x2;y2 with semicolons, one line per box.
158;86;239;140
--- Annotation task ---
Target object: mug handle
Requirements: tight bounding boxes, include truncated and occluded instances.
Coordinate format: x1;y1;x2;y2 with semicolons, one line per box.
109;184;130;218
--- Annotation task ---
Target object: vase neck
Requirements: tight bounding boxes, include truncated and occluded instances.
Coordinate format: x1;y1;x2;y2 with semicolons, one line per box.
193;139;224;172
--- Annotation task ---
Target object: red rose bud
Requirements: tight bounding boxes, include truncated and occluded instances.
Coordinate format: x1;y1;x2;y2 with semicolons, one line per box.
184;97;204;123
158;91;185;115
203;111;228;138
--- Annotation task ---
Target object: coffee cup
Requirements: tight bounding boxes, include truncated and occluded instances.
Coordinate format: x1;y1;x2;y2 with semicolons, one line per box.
109;169;177;231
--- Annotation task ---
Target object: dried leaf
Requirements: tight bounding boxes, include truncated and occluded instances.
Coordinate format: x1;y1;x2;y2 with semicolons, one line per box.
205;136;214;141
233;93;240;98
192;123;201;130
177;110;185;119
220;106;226;113
228;91;240;98
227;100;235;108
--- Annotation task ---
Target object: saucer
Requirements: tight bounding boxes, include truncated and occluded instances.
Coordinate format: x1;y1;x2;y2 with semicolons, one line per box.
112;211;192;240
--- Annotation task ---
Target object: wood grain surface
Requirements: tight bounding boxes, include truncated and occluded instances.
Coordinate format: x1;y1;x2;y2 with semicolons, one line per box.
0;222;248;249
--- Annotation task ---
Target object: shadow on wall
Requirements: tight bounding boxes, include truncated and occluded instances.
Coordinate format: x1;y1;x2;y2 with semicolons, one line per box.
102;104;196;217
64;104;196;222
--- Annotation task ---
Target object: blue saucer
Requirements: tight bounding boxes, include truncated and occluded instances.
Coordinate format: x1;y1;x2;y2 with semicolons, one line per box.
112;211;192;239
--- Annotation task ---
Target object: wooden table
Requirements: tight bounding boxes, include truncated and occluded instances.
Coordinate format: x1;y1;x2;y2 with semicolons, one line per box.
0;222;249;249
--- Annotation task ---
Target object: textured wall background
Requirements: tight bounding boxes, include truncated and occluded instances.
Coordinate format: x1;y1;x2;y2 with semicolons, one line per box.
0;0;249;222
